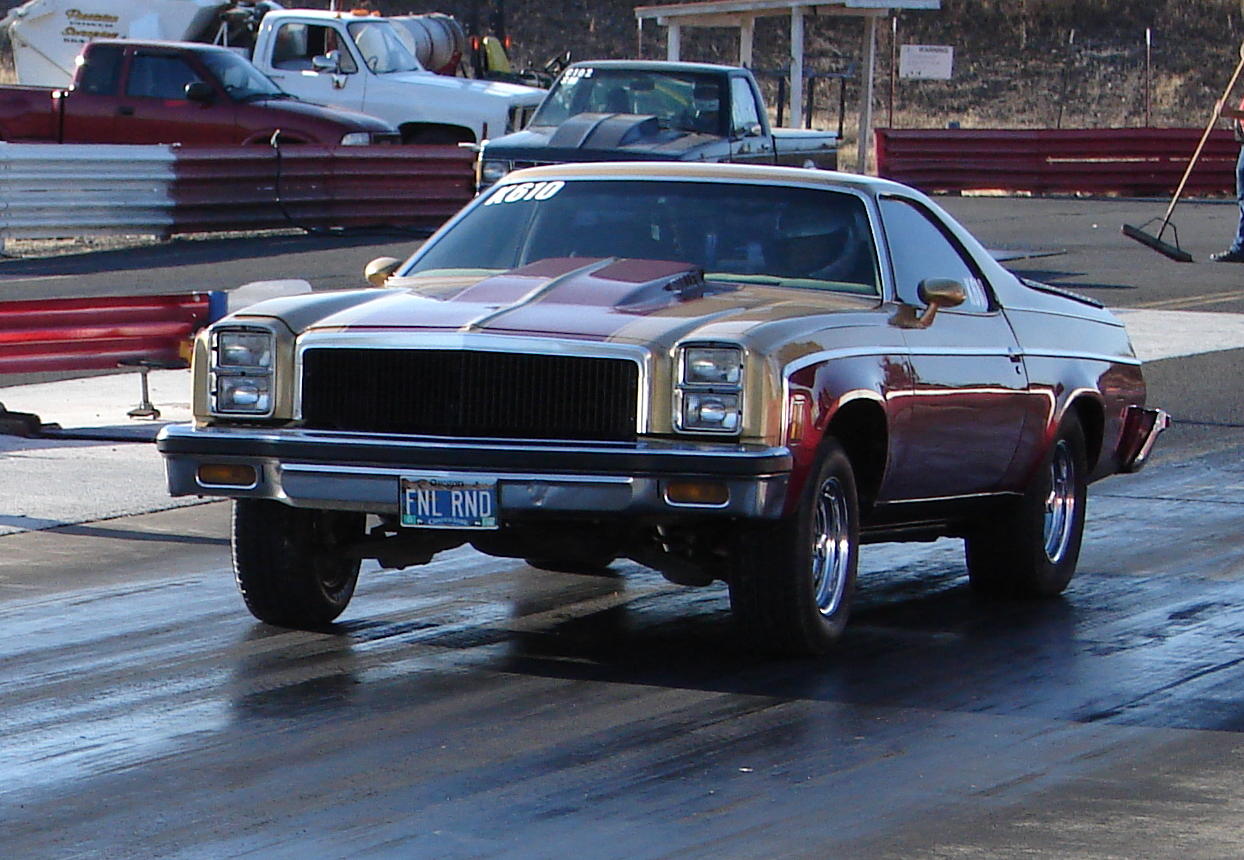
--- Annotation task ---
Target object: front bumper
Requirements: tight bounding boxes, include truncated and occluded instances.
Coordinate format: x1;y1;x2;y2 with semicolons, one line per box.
157;424;792;519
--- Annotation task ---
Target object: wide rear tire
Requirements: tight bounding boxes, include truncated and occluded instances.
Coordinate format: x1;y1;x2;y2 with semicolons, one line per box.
232;499;365;628
728;439;859;657
966;414;1088;598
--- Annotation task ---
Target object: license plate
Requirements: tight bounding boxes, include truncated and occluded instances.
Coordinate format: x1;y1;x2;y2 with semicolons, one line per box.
400;477;498;529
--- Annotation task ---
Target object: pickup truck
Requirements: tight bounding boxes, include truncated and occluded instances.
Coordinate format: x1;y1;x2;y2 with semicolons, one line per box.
251;8;545;143
477;60;839;189
0;39;399;146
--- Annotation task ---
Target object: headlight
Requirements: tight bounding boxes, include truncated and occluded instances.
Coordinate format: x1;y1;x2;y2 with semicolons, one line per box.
339;132;372;146
480;159;512;186
683;347;742;385
211;327;275;416
675;344;744;435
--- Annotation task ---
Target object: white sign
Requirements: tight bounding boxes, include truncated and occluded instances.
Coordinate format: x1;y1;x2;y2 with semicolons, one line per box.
899;45;954;80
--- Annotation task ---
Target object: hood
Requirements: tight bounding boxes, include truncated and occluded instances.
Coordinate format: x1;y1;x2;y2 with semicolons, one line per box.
485;114;719;161
295;257;881;353
252;96;396;132
378;69;544;104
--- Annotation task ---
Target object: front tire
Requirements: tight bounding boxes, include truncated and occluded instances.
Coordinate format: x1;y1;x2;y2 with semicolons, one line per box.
729;439;860;656
966;414;1088;598
232;500;365;628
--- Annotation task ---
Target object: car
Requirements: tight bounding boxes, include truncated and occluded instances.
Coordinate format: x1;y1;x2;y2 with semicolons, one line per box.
158;162;1168;656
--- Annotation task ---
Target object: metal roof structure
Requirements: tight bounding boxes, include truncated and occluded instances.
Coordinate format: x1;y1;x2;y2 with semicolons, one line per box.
634;0;941;173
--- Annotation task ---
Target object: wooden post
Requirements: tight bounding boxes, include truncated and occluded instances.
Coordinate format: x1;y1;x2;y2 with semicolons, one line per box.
790;6;805;129
857;14;878;174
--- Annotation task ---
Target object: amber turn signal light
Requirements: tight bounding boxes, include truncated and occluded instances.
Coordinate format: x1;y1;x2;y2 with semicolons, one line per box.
197;464;257;487
665;481;729;506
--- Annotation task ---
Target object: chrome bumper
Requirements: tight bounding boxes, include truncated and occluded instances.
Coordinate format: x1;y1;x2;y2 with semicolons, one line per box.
157;424;792;519
1118;406;1170;473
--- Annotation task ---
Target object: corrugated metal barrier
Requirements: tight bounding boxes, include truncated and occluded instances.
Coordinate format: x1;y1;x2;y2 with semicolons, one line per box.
0;143;475;244
0;292;224;374
875;128;1240;196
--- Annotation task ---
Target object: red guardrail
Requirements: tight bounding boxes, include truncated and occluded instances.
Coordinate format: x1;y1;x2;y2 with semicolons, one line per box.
875;128;1239;195
0;293;222;374
168;144;475;235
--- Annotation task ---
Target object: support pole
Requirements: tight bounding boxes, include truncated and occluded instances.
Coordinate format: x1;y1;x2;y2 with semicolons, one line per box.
857;14;878;174
740;14;755;67
790;6;805;129
667;22;681;61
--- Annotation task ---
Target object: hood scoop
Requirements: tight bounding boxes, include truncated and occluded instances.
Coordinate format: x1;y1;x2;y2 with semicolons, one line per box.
549;112;668;150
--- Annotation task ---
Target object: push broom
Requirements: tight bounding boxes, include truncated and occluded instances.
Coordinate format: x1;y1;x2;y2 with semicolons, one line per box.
1122;44;1244;262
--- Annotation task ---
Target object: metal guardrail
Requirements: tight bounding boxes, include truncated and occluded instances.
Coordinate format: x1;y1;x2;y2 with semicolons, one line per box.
0;292;225;375
0;143;476;246
875;128;1240;196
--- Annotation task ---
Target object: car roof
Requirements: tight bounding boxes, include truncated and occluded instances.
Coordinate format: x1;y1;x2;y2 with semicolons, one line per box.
496;161;914;197
567;59;742;75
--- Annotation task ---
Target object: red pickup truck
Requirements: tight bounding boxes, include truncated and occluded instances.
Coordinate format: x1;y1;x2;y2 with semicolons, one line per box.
0;40;400;146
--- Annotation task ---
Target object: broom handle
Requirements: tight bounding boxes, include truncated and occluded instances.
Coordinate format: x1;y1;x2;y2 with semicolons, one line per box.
1161;47;1244;226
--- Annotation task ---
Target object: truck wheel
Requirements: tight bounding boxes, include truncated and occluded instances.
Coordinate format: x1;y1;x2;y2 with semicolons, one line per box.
965;414;1087;598
232;499;365;628
728;439;859;656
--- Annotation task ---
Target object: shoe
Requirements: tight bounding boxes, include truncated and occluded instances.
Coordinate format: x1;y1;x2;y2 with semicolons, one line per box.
1212;248;1244;262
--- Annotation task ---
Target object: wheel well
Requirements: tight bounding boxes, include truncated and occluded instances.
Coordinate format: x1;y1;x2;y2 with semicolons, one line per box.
400;123;476;144
1068;396;1105;472
824;399;888;511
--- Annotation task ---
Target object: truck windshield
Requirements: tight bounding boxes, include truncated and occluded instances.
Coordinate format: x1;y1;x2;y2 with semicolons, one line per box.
531;68;725;135
404;179;880;296
348;21;422;74
200;50;285;101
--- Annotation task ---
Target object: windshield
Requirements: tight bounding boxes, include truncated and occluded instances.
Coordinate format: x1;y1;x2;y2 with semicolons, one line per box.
531;67;726;135
199;50;284;100
404;180;879;295
348;20;422;73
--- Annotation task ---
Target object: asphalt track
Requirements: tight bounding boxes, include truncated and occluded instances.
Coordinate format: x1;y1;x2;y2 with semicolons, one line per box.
4;194;1244;857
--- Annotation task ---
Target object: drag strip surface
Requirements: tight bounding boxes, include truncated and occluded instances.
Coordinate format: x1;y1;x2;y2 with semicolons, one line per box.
3;424;1244;857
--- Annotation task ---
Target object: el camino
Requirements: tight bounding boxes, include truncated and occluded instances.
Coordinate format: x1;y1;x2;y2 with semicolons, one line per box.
158;162;1167;656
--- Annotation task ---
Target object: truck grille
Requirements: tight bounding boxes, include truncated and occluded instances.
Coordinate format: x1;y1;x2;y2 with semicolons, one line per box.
300;348;639;442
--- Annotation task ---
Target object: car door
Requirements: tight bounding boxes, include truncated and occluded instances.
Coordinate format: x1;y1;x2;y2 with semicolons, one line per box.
726;75;777;165
110;50;237;144
58;43;124;143
879;194;1030;500
262;21;367;114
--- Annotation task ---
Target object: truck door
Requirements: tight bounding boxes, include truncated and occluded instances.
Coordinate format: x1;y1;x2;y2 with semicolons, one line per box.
58;44;125;143
262;21;367;114
726;76;776;165
108;49;237;144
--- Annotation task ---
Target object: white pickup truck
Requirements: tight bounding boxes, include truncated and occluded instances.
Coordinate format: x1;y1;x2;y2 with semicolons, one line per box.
251;9;544;144
2;1;545;144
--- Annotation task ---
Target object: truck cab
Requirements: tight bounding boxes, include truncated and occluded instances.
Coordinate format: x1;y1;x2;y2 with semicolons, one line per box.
251;9;544;144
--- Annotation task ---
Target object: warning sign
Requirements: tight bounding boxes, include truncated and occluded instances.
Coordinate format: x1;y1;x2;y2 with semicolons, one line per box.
899;45;953;80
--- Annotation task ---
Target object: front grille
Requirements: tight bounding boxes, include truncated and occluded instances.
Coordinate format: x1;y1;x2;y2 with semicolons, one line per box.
301;348;640;442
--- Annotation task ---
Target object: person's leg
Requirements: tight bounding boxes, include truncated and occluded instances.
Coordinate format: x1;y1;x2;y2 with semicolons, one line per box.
1213;146;1244;260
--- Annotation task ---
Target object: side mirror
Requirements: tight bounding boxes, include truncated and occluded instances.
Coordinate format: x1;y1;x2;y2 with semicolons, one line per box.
892;278;968;329
185;81;215;103
364;256;402;287
312;52;340;73
917;277;967;310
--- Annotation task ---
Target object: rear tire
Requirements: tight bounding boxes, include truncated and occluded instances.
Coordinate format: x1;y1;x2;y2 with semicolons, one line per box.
728;439;859;656
232;500;365;628
966;414;1088;598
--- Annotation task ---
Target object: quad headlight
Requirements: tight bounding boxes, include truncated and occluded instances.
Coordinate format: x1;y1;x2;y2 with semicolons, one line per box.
675;344;743;435
479;159;512;188
211;327;275;416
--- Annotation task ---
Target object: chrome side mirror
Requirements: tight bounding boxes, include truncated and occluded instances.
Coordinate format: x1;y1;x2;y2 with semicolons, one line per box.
312;52;340;73
364;256;401;287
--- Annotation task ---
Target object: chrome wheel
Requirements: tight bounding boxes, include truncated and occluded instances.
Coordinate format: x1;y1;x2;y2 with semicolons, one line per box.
812;476;851;617
1042;439;1077;564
